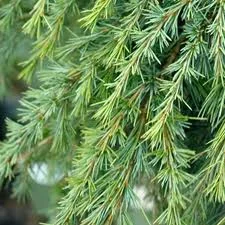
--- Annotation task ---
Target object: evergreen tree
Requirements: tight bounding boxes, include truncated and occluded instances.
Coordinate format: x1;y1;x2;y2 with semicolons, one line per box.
0;0;225;224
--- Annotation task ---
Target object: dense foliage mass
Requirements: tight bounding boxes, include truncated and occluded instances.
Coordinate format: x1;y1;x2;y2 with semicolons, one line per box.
0;0;225;224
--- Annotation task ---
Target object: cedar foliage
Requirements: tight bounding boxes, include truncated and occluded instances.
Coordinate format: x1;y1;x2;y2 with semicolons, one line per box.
0;0;225;224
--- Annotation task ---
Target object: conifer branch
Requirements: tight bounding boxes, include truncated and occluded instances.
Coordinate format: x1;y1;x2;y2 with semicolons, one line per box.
0;1;224;225
22;0;47;38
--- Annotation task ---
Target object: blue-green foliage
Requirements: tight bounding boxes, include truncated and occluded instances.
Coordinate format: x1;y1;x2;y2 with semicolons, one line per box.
0;0;224;225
